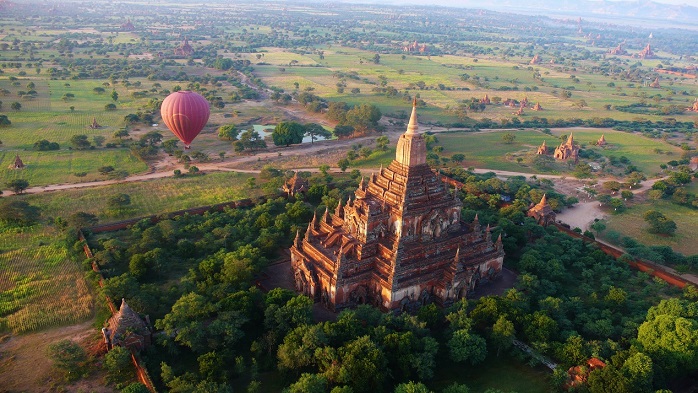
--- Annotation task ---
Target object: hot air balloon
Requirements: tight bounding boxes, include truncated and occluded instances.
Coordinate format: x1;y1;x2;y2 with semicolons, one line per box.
160;91;210;149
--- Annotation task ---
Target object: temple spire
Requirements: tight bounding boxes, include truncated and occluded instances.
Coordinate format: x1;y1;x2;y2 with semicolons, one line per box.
538;194;548;208
405;97;419;135
294;229;301;248
395;101;427;167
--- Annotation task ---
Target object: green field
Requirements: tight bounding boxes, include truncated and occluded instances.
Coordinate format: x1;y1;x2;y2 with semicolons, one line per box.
0;225;93;333
605;199;698;256
20;171;264;220
435;128;681;175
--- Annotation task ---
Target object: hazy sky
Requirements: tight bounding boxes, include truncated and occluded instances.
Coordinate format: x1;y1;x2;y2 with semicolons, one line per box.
392;0;697;6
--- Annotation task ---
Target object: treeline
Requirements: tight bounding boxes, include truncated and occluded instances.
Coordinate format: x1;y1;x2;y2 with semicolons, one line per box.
432;117;696;135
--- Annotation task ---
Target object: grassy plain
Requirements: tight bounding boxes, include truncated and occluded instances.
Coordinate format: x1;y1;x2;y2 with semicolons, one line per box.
0;225;93;334
434;128;679;174
21;171;263;221
246;45;698;125
604;199;698;256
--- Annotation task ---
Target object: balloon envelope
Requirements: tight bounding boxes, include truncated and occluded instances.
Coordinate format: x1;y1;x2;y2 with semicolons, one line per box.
160;91;210;148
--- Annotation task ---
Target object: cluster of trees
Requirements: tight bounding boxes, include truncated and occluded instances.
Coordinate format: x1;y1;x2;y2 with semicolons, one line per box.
643;210;677;236
647;168;698;211
34;139;60;150
327;102;383;137
272;122;331;146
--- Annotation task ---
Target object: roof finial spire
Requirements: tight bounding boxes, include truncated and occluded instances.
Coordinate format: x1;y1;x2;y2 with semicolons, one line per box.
405;97;419;135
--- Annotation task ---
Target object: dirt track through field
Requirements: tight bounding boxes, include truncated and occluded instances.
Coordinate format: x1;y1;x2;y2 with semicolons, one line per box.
0;320;115;393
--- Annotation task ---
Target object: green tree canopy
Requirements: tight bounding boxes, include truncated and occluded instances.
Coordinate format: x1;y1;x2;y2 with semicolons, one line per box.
272;122;305;147
217;124;239;141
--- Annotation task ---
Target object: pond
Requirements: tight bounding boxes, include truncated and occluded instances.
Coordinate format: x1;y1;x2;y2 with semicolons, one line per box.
253;124;332;144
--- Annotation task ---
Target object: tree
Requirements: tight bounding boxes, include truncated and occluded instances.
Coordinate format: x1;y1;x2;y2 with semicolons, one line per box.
491;315;515;356
448;329;487;365
0;115;10;127
304;123;332;144
10;101;21;111
70;134;91;150
643;210;677;235
163;139;179;154
237;129;267;151
114;129;130;139
124;114;140;123
637;308;698;379
590;220;606;234
66;212;98;229
140;131;163;146
343;104;382;134
7;179;29;194
93;135;106;147
375;135;390;151
108;194;131;209
99;166;115;175
284;373;328;393
451;153;465;164
218;125;239;141
103;346;132;383
603;181;621;193
501;133;515;143
105;103;117;111
0;200;41;224
331;336;387;391
373;53;381;64
442;383;471;393
93;87;106;94
337;158;350;172
394;382;433;393
121;383;150;393
272;122;305;146
333;125;355;138
48;340;87;382
111;90;119;101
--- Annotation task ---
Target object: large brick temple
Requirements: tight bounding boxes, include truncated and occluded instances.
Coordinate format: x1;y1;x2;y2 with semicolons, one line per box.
290;101;504;312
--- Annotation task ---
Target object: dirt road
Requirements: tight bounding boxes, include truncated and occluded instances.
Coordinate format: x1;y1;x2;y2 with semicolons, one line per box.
0;321;115;393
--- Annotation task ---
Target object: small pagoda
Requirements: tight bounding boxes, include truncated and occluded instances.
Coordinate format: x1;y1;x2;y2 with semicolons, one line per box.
596;134;607;147
608;43;627;56
532;102;542;111
649;77;660;88
120;19;135;31
102;299;151;352
635;43;654;59
528;194;556;226
530;54;541;65
283;173;309;197
689;99;698;113
8;154;25;169
174;37;194;57
554;134;579;162
480;94;491;105
689;157;698;171
536;141;547;155
89;117;101;129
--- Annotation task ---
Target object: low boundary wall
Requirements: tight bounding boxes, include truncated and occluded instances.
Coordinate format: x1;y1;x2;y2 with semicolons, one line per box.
554;224;690;289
